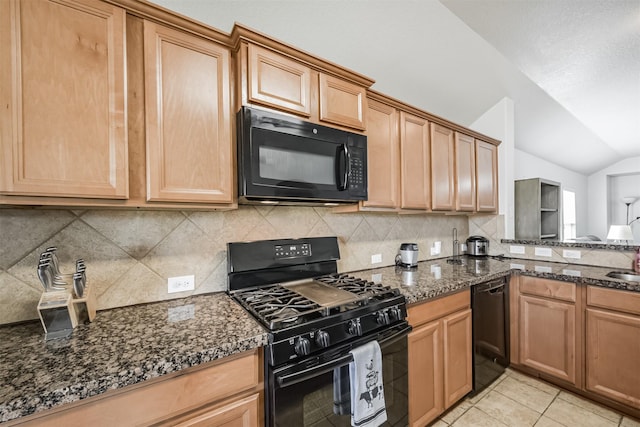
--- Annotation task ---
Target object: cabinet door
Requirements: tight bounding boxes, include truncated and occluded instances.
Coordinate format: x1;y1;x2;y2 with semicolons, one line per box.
172;393;260;427
247;44;311;117
400;112;430;210
363;99;399;208
144;21;232;203
0;0;128;199
586;308;640;408
408;320;443;427
430;124;455;211
519;295;577;384
443;308;473;408
319;74;366;130
475;140;498;212
454;133;476;212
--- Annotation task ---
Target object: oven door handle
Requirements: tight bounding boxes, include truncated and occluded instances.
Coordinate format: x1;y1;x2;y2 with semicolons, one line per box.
275;324;412;389
276;353;353;389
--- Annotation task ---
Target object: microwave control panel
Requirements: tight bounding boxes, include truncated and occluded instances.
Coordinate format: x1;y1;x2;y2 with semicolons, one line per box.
349;154;365;190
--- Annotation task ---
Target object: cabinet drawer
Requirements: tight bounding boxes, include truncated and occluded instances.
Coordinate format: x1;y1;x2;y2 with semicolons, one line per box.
587;286;640;316
520;276;576;302
408;289;470;327
16;350;260;427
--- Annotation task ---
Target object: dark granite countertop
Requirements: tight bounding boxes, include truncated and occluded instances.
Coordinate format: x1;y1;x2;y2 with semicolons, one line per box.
2;257;638;423
350;256;640;305
0;293;268;423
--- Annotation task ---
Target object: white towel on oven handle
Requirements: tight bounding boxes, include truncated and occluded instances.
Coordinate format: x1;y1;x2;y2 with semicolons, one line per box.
349;340;387;427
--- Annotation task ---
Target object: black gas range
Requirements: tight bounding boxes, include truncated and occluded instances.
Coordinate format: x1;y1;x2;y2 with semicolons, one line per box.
227;237;410;426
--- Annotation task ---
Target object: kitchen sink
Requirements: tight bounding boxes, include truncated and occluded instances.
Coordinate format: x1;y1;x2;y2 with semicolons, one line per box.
606;271;640;282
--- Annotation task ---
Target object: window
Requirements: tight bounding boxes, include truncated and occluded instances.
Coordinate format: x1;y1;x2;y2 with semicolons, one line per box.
563;190;576;240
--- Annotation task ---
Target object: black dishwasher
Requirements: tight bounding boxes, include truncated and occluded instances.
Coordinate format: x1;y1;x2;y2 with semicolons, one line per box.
471;277;510;394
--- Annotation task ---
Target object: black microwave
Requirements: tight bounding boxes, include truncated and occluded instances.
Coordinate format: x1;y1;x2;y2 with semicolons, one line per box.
237;107;367;204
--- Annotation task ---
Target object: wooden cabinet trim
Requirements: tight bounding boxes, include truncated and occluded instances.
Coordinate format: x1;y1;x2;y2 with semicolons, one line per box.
587;286;640;316
519;275;576;302
408;289;470;327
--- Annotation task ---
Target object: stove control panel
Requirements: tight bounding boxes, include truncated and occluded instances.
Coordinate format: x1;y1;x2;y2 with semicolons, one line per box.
269;300;408;366
274;243;311;259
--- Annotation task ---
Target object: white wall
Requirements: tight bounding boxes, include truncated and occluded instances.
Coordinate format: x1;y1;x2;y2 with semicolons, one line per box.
469;97;515;238
514;149;589;238
588;157;640;242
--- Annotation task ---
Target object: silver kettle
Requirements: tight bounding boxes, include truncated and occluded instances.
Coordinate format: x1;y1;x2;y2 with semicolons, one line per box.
396;243;418;267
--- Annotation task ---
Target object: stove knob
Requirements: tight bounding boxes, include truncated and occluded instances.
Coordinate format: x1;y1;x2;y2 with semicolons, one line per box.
315;330;331;348
294;337;311;356
376;310;390;326
389;307;403;321
347;319;363;336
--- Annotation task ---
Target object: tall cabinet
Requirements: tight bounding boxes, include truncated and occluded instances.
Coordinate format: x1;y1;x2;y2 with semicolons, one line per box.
515;178;561;240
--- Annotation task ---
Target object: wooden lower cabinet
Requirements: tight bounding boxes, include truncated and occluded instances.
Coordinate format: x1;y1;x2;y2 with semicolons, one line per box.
511;275;581;387
585;287;640;409
511;276;640;417
8;349;263;427
408;290;472;426
519;294;577;384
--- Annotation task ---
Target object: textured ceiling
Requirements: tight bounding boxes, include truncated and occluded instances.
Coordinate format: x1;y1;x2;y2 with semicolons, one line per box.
441;0;640;174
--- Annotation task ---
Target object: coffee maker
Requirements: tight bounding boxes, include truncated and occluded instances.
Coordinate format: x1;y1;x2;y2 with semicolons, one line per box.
396;243;418;268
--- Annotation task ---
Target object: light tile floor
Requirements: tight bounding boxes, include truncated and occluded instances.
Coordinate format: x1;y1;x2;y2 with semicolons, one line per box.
429;368;640;427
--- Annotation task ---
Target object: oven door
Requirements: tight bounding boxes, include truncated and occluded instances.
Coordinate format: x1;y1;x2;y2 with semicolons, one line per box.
267;324;410;427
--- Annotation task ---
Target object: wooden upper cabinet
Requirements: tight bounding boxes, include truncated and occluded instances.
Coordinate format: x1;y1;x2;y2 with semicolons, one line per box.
247;44;311;117
319;74;366;130
430;124;455;211
454;133;476;212
475;139;498;212
0;0;128;199
143;21;233;203
400;112;430;210
363;99;399;209
239;35;369;130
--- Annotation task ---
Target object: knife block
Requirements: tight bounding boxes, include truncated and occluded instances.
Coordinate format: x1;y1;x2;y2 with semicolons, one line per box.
71;284;96;324
37;291;77;341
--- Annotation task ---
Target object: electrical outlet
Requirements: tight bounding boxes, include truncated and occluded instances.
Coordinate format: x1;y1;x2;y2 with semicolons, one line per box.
371;254;382;264
509;245;525;254
562;249;581;259
534;247;553;257
168;275;195;293
430;241;441;256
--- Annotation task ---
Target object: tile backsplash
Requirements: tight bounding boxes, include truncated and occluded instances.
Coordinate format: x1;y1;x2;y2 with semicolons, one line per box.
0;206;469;325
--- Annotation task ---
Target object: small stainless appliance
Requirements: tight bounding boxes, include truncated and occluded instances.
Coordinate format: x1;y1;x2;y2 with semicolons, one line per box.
227;237;410;426
466;236;489;257
395;243;418;268
236;107;367;204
